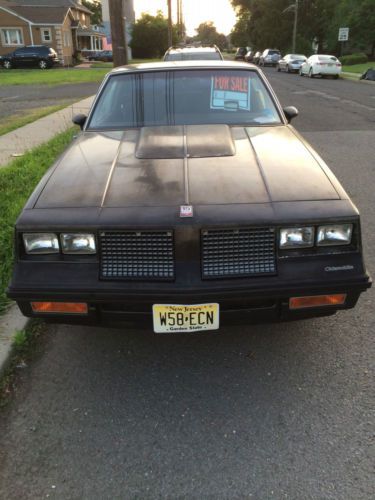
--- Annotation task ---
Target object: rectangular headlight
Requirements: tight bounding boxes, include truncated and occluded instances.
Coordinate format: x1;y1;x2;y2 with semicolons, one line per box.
317;224;353;246
23;233;59;254
279;227;314;249
61;233;96;254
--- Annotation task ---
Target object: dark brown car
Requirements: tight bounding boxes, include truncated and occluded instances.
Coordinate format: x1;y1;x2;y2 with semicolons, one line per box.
7;61;371;333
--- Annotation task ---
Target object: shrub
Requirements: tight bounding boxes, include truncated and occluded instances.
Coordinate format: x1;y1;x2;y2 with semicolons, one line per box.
340;53;368;65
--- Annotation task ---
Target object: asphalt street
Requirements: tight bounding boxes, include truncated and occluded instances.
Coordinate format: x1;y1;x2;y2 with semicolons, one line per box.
0;82;100;120
0;70;374;499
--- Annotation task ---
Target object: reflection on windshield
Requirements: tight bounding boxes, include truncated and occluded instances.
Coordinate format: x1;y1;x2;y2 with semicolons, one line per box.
88;70;281;129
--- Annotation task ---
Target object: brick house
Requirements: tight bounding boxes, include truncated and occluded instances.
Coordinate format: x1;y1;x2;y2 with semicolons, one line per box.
0;0;105;65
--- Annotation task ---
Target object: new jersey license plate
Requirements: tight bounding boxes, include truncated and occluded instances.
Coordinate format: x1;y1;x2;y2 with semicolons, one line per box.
153;303;219;333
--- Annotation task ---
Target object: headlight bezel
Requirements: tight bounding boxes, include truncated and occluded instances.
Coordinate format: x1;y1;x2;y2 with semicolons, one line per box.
60;233;97;254
279;227;315;249
21;232;97;256
316;224;353;247
279;222;355;250
23;233;60;255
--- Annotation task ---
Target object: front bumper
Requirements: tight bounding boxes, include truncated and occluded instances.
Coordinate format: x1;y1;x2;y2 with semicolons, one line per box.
8;275;371;329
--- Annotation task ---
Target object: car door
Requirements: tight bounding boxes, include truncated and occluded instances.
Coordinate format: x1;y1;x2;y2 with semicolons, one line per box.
13;47;28;66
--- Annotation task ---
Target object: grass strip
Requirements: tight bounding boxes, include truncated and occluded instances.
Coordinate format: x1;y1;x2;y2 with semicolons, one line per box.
0;127;76;315
0;104;71;136
0;320;46;408
342;63;374;74
0;68;109;86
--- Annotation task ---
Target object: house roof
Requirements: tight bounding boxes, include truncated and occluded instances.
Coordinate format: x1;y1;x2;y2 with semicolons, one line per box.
0;0;92;17
0;3;70;24
76;26;105;37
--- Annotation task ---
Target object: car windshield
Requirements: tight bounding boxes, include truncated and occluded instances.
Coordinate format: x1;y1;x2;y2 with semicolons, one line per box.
88;69;281;129
165;51;221;61
289;54;305;59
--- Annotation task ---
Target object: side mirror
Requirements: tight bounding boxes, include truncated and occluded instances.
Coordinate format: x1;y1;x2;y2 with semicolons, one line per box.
283;106;298;123
72;114;87;130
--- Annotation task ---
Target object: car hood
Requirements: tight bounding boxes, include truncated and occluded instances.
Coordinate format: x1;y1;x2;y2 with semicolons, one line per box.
34;125;340;209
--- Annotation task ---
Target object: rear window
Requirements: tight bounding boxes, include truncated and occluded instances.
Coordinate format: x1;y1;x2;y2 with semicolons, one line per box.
318;55;337;62
88;69;281;130
165;51;221;61
268;50;280;55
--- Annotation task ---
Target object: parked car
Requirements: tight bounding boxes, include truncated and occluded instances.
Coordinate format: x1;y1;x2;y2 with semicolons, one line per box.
164;45;223;61
259;49;282;67
300;54;342;79
234;47;248;60
7;61;371;332
244;50;255;63
87;50;113;62
0;45;59;69
253;51;262;65
277;54;307;73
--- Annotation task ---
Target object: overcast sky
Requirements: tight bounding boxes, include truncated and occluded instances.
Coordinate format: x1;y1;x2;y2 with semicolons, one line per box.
133;0;237;36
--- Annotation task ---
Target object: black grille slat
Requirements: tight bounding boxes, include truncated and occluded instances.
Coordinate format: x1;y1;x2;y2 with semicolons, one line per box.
100;231;174;280
202;228;276;279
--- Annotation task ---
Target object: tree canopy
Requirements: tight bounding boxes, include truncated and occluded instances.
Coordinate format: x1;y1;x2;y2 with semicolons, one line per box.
129;11;179;58
230;0;374;56
193;22;228;50
82;0;102;26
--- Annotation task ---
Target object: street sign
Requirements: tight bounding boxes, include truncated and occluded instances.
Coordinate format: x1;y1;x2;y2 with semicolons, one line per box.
338;27;349;41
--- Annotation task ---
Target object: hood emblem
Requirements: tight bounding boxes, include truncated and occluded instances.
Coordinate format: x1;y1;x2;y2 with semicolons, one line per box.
180;205;194;218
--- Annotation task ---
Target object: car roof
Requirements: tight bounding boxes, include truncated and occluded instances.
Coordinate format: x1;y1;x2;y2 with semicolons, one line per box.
110;60;258;75
167;46;218;54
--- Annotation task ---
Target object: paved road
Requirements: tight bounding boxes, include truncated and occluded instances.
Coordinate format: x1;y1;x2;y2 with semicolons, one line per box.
0;82;100;120
0;72;374;499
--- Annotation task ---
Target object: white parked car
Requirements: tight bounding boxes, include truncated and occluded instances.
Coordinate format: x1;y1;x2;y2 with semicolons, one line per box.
277;54;307;73
300;54;342;79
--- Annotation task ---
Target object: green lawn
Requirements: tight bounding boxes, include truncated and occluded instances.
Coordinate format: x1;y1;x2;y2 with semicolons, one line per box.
0;104;72;136
0;68;109;86
0;59;162;86
0;128;76;315
342;62;374;74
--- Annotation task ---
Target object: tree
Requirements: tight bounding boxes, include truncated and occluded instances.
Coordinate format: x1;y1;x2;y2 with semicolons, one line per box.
231;0;374;56
82;0;102;26
129;11;179;58
194;21;228;50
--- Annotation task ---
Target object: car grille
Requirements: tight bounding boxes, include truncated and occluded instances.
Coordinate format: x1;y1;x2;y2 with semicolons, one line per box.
100;230;174;280
201;227;276;279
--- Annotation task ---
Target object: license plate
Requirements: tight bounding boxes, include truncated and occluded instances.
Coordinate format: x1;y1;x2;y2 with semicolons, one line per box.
153;303;219;333
328;63;334;66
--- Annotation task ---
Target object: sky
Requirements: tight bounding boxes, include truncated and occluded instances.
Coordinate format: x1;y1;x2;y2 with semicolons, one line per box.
133;0;238;36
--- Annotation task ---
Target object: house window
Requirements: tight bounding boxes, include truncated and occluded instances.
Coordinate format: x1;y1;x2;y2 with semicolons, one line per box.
41;28;52;43
1;28;24;46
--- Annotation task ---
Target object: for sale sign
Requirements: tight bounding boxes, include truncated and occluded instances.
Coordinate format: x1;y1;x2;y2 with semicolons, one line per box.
210;75;251;111
338;27;349;41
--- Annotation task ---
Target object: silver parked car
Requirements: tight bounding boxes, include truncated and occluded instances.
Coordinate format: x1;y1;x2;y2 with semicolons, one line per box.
300;54;342;79
259;49;281;67
277;54;307;73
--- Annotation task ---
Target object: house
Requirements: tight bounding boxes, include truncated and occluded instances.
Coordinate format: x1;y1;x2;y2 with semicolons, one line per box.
0;0;106;65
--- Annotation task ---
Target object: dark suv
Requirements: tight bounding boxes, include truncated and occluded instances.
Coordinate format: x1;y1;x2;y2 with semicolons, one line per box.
0;45;60;69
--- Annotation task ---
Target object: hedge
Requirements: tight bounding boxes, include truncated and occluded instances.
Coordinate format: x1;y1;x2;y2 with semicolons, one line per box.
340;53;368;65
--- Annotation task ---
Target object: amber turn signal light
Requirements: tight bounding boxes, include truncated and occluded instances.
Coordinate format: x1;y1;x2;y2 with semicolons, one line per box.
31;302;88;314
289;294;346;310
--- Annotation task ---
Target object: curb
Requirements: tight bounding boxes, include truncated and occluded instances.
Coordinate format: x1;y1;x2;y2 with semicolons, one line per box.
0;304;29;378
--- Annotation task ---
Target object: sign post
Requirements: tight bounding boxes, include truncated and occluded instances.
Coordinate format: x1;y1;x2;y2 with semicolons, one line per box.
338;27;349;57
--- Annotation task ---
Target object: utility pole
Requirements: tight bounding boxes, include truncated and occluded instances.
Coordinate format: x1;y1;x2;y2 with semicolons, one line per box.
108;0;128;67
167;0;173;47
292;0;298;53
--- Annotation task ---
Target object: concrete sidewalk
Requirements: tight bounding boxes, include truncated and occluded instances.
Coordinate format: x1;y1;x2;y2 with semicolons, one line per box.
0;94;94;378
0;95;94;168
